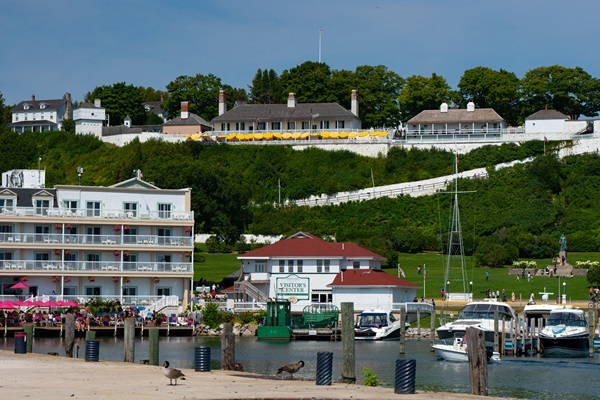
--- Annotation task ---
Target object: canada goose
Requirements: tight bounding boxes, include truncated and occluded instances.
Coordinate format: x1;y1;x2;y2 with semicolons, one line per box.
277;360;305;379
163;361;186;385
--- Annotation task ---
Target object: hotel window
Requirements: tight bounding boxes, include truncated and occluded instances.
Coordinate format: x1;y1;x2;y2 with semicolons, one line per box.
324;260;330;273
287;260;294;273
0;252;13;261
34;198;50;215
86;286;102;296
317;260;323;273
123;202;138;217
302;122;309;129
0;225;13;234
86;201;101;217
156;287;171;296
86;227;101;244
123;287;137;296
221;123;230;131
63;200;78;212
257;122;266;131
236;122;245;130
311;290;332;303
158;203;172;219
123;227;138;244
256;262;265;273
297;260;303;273
63;287;76;296
336;121;345;129
279;260;285;273
320;121;329;129
0;198;14;210
272;122;281;130
287;121;296;130
353;261;360;269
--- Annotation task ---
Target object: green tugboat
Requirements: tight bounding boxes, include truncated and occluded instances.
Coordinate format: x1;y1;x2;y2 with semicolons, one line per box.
256;300;293;340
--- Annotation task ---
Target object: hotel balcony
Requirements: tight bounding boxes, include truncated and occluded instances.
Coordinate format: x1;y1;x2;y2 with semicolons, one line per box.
0;233;194;248
0;207;194;222
0;260;193;274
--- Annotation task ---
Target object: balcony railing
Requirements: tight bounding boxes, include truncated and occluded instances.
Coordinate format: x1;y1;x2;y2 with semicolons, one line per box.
0;233;193;247
0;260;193;273
0;207;193;221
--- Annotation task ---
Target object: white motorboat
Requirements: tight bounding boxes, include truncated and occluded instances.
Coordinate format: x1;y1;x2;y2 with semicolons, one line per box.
354;308;408;340
539;308;589;357
432;335;500;362
436;300;517;347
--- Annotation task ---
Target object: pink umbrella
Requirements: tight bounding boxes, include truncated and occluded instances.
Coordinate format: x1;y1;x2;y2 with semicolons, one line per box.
10;282;29;289
0;301;16;309
19;300;36;307
64;300;79;307
40;301;60;307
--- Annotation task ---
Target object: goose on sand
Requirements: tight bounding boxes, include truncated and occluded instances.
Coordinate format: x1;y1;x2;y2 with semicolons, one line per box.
163;361;186;385
277;360;304;379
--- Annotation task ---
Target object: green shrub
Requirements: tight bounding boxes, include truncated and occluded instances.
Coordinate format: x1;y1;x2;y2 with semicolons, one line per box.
362;367;379;386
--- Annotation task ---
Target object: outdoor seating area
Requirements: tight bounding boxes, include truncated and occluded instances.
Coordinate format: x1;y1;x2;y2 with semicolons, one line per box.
209;130;390;143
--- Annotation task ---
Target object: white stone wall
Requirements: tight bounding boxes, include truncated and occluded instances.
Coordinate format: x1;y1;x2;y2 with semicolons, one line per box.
525;119;564;134
102;132;187;146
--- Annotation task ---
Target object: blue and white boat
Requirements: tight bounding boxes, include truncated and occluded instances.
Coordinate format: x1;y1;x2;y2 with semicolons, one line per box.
539;308;589;357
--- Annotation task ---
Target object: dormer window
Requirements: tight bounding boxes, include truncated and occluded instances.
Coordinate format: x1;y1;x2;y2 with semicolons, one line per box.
40;103;47;110
23;104;30;110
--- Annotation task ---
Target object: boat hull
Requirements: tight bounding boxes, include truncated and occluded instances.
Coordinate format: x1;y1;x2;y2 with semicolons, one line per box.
355;325;401;341
540;333;589;357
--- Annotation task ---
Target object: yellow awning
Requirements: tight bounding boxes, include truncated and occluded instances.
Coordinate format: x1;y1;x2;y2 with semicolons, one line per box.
329;132;339;139
273;132;283;140
282;132;292;140
321;132;330;138
339;132;348;139
263;133;273;140
226;133;237;140
348;132;358;138
236;133;245;140
300;133;310;139
358;131;369;137
291;132;301;139
254;133;264;140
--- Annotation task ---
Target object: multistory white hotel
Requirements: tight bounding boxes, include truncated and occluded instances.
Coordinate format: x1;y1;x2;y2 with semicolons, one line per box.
0;169;194;309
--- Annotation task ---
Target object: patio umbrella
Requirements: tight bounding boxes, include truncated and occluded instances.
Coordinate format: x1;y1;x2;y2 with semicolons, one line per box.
0;301;16;309
10;282;29;289
40;301;60;307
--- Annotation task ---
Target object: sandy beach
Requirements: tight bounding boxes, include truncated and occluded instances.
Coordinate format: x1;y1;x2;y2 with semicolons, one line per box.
0;350;515;400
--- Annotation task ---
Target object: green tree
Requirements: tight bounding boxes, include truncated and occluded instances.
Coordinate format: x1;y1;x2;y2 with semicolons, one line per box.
278;61;334;103
520;65;600;120
61;119;75;133
352;65;404;128
0;91;10;126
397;73;455;122
85;82;146;125
587;264;600;286
249;69;280;104
457;67;521;126
164;73;246;122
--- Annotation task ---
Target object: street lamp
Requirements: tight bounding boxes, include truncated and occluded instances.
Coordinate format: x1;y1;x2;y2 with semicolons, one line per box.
469;281;473;293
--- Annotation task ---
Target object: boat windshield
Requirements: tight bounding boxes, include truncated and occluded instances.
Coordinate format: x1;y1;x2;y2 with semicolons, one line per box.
547;312;586;327
357;313;388;328
457;303;514;320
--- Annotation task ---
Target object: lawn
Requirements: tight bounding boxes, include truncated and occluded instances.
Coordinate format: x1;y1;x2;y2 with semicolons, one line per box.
394;252;599;302
192;249;598;301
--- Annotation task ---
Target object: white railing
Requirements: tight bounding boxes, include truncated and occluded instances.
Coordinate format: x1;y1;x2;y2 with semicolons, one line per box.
0;233;193;247
0;207;193;222
0;260;193;273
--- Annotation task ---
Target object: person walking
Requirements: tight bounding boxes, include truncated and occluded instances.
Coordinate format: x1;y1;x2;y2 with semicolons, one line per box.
485;270;489;281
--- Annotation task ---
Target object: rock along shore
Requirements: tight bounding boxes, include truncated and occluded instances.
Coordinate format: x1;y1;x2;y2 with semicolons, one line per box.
0;350;515;400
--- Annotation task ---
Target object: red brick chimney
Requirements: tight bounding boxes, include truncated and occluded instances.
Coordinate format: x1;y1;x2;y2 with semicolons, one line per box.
32;94;35;102
218;90;227;116
287;93;296;108
181;101;189;119
351;90;358;117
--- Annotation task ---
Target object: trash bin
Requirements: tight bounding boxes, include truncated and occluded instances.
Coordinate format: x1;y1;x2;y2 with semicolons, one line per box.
194;346;211;372
85;340;99;362
14;332;26;354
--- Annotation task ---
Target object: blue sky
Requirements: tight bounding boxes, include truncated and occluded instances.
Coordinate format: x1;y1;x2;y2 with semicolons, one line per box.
1;1;599;105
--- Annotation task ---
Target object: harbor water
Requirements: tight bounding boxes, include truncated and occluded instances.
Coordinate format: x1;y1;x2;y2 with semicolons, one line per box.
2;336;600;400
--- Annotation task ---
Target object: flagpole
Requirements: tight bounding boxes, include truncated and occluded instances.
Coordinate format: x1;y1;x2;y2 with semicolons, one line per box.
423;264;426;298
318;26;322;63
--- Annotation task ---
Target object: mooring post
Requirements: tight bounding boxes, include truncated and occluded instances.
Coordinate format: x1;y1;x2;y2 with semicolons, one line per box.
221;323;235;370
416;308;421;341
341;302;355;383
493;309;499;354
466;326;488;396
399;307;406;355
149;328;159;366
501;319;505;357
85;330;97;341
124;317;135;363
430;308;436;351
513;316;519;356
589;310;595;358
23;324;34;353
64;313;75;357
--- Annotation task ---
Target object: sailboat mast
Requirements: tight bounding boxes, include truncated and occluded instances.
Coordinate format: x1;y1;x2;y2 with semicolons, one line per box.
444;153;468;297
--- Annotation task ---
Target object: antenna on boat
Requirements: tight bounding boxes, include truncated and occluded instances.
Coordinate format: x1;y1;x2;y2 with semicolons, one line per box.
440;153;476;301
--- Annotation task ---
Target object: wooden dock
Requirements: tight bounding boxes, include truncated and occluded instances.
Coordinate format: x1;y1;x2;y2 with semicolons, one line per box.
2;325;194;338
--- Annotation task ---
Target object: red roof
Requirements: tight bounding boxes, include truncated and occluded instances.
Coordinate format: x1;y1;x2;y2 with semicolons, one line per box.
328;269;420;288
238;232;385;260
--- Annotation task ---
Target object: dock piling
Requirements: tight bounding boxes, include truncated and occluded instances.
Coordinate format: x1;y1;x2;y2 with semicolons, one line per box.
149;328;159;366
221;323;235;370
399;308;406;355
124;317;135;363
341;302;355;383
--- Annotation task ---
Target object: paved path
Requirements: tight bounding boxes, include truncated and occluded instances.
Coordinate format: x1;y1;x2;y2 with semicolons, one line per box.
0;350;513;400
